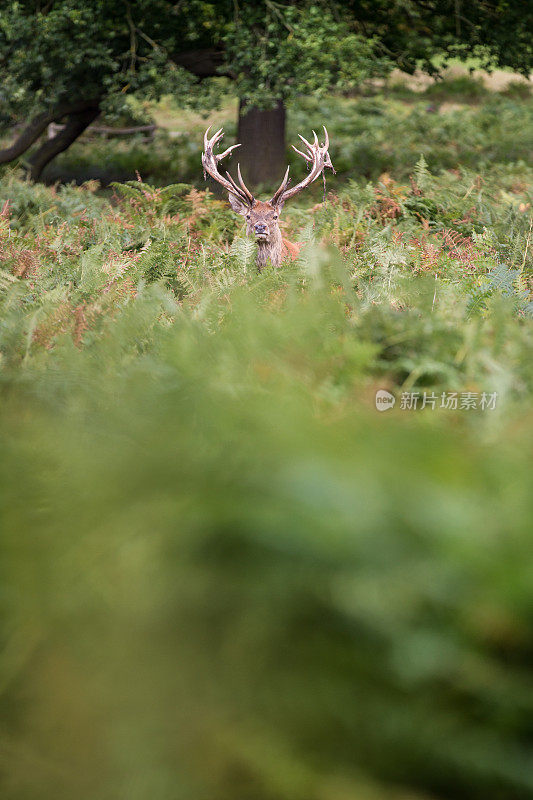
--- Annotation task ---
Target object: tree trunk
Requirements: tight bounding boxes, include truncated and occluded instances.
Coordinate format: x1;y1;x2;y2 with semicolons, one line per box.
28;106;101;181
237;99;286;190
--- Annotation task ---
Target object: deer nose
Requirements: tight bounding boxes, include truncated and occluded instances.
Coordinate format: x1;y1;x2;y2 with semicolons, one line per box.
254;223;267;233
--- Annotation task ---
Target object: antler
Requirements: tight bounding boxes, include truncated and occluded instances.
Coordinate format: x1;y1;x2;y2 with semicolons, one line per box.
270;126;334;206
202;126;254;206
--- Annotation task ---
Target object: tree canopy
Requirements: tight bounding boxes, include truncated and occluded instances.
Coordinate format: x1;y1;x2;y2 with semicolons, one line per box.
0;0;531;180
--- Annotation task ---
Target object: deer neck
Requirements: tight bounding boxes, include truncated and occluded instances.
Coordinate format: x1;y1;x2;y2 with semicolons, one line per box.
256;225;282;270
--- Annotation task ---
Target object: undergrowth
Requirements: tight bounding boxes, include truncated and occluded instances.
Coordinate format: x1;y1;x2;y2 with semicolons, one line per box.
1;142;533;800
1;159;531;393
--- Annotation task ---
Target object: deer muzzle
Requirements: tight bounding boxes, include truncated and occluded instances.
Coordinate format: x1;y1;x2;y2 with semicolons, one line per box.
254;222;268;239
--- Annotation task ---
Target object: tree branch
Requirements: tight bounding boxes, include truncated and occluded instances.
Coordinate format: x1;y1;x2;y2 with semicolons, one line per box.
171;48;229;78
0;100;100;165
28;106;101;181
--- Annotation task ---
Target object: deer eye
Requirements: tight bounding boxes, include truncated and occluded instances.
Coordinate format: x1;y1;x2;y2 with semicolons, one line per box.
273;215;278;220
246;214;251;219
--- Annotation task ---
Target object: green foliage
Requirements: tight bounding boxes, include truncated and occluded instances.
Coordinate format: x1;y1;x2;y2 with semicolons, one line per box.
220;0;533;110
424;75;489;103
1;0;531;158
501;80;532;100
0;1;197;116
222;2;388;107
290;91;533;183
0;89;532;800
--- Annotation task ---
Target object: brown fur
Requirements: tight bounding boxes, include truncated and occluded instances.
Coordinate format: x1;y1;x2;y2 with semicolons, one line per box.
229;198;295;270
281;238;302;261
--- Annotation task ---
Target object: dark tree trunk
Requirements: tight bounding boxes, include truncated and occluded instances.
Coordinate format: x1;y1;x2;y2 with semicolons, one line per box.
237;99;286;190
28;106;101;181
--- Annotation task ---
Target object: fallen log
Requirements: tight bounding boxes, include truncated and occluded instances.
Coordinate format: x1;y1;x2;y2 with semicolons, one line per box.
47;122;157;140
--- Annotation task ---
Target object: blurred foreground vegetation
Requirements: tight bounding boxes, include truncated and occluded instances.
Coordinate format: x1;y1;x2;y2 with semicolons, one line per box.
1;83;533;799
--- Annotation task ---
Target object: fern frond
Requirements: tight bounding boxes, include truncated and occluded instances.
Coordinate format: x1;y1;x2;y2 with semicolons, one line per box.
414;154;432;192
230;236;256;273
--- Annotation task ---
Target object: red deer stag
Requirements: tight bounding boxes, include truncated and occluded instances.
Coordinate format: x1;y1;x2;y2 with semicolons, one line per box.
202;126;333;270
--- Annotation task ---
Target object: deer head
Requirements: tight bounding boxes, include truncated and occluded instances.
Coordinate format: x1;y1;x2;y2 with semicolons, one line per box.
202;126;333;270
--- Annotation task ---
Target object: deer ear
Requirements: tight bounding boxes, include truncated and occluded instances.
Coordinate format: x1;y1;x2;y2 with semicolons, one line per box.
228;193;248;215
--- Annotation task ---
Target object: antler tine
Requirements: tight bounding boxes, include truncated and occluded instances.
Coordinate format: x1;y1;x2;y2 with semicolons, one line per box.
292;145;312;162
237;163;254;204
201;126;251;206
218;143;241;160
320;127;334;172
225;170;245;197
204;125;222;150
298;133;313;151
270;165;291;205
273;125;333;205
